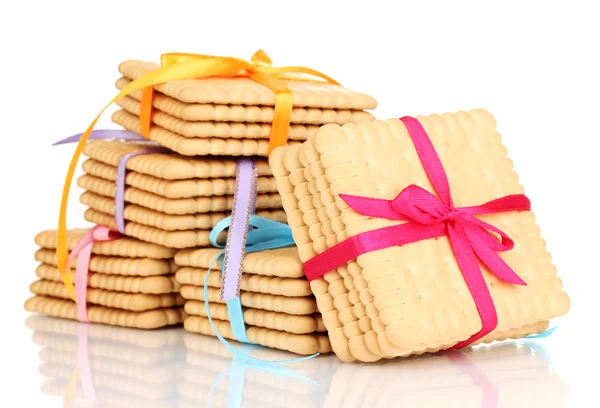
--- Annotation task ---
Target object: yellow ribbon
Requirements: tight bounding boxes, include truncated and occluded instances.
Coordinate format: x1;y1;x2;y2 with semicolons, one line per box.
57;49;339;300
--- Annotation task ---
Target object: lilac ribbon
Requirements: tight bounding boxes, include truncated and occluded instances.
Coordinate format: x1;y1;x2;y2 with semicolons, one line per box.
220;159;258;301
115;148;168;233
53;129;169;235
53;129;145;146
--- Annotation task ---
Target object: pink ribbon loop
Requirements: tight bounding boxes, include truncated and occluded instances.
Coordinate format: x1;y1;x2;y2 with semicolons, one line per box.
304;116;531;348
65;226;121;322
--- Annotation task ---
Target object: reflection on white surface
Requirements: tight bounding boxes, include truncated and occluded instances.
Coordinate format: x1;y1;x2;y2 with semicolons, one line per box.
26;316;569;408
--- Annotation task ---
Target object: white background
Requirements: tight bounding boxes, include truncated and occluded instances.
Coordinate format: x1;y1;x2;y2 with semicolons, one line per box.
1;1;598;406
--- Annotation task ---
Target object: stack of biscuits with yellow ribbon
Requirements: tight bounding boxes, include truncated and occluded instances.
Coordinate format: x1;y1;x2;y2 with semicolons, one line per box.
25;229;186;329
174;246;332;356
111;54;377;157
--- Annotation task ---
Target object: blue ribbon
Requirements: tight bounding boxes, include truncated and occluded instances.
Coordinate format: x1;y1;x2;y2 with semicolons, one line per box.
525;326;557;339
204;215;320;364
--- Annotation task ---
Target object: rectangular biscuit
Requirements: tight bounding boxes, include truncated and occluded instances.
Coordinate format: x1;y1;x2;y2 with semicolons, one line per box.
180;285;317;315
117;95;321;140
272;111;569;359
80;190;286;231
35;248;178;276
35;229;176;259
118;60;377;110
36;264;180;294
184;300;324;334
175;266;311;297
116;77;375;124
83;139;273;180
174;247;305;279
184;315;330;355
112;109;302;157
30;280;184;312
25;296;185;329
78;174;283;214
81;158;278;198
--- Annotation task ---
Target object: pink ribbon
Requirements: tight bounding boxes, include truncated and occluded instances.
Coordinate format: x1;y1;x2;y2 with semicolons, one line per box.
303;116;530;348
65;225;121;322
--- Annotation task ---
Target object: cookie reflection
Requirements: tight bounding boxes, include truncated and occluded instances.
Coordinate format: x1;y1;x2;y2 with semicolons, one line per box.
27;316;568;408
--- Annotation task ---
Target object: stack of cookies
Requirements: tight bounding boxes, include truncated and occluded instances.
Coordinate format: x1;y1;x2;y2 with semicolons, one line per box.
174;246;331;355
27;316;185;407
112;60;377;157
270;110;570;362
78;139;284;248
25;229;185;329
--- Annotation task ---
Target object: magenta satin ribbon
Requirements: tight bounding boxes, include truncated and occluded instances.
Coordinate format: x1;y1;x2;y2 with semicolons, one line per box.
66;225;121;322
303;116;530;348
115;147;168;233
220;158;258;301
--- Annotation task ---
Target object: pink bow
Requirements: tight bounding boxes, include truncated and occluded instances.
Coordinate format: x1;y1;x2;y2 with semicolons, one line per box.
303;116;531;348
65;225;121;322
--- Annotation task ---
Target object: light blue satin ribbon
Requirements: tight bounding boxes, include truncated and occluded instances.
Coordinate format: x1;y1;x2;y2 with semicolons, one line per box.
205;215;320;364
525;326;557;339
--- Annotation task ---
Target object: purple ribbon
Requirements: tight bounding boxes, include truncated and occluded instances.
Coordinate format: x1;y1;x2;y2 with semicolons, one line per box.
220;159;258;301
53;129;168;234
53;129;145;146
115;148;168;233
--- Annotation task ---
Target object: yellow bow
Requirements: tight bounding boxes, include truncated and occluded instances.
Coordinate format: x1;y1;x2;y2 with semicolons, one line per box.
56;50;339;300
139;49;339;153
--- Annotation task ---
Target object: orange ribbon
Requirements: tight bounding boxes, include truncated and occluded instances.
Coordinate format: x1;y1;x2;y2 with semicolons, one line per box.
56;49;339;293
139;50;339;153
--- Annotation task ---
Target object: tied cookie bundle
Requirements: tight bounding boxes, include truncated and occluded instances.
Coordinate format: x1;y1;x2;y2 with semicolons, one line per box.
270;110;570;362
175;246;330;356
32;50;377;331
25;229;186;329
27;316;185;407
76;140;284;248
172;158;331;356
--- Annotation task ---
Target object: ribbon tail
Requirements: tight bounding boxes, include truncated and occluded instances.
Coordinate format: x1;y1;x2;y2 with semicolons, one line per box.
469;236;527;285
447;223;498;349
